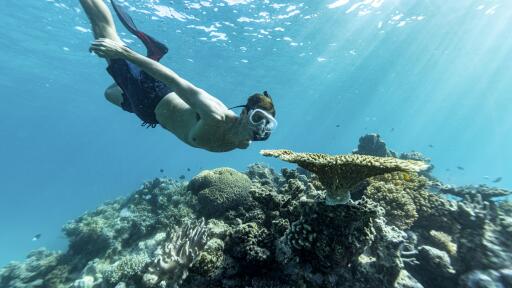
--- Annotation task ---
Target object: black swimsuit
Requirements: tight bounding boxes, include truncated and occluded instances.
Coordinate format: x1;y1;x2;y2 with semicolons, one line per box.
106;0;172;128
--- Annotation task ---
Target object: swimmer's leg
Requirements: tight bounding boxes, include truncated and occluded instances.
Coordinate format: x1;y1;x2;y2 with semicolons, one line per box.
79;0;124;44
80;0;126;107
104;83;124;108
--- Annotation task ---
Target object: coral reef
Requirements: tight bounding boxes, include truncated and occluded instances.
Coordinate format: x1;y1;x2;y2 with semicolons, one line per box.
260;149;429;204
0;249;67;288
2;135;511;288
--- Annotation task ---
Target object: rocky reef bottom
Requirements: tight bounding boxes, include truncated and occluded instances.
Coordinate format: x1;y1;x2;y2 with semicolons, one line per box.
1;136;511;288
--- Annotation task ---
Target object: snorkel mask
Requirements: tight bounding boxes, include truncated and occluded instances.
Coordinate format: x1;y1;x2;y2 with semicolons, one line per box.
247;108;277;141
228;91;277;141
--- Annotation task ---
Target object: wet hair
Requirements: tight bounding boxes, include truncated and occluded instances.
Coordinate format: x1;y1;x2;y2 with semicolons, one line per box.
245;91;276;117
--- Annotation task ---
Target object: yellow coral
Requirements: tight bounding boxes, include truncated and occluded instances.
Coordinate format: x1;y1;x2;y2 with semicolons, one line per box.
365;181;418;229
260;149;428;205
429;230;457;256
367;172;456;233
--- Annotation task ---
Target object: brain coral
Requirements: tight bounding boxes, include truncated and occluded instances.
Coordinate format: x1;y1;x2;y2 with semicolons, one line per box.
188;168;253;217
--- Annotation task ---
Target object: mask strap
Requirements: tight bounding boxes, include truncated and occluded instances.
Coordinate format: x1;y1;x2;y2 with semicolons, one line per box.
228;104;247;110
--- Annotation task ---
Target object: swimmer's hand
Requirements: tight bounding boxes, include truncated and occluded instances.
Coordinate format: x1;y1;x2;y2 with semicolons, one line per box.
89;38;128;59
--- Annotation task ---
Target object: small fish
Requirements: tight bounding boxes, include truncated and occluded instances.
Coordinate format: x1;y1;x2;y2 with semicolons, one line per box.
160;169;164;173
32;234;41;241
493;177;502;183
428;144;434;148
457;166;464;171
187;168;191;172
445;168;451;172
390;128;395;132
335;124;340;128
179;175;186;180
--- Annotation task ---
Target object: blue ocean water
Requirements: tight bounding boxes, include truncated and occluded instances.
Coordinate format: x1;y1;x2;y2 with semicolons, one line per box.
0;0;510;266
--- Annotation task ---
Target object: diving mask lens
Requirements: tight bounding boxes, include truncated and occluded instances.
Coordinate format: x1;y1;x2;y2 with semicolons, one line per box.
247;109;277;141
248;109;277;131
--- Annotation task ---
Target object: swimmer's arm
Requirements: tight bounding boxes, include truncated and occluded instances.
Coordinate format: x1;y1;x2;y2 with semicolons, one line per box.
91;39;226;120
125;50;227;120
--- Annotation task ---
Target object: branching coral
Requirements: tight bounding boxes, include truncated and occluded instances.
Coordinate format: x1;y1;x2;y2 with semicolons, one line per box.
63;204;119;262
103;253;150;285
362;172;457;233
459;269;512;288
143;219;209;287
498;200;512;216
124;177;196;231
440;184;512;202
260;149;428;205
226;222;271;267
356;218;407;287
365;172;458;234
284;198;380;271
454;196;512;272
246;163;280;186
0;249;65;288
409;246;457;288
63;177;196;267
364;180;418;229
189;238;225;277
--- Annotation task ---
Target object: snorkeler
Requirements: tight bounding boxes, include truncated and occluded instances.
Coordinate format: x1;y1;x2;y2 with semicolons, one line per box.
79;0;277;152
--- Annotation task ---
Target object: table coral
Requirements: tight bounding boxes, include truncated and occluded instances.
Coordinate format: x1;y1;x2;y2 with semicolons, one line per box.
261;149;429;205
